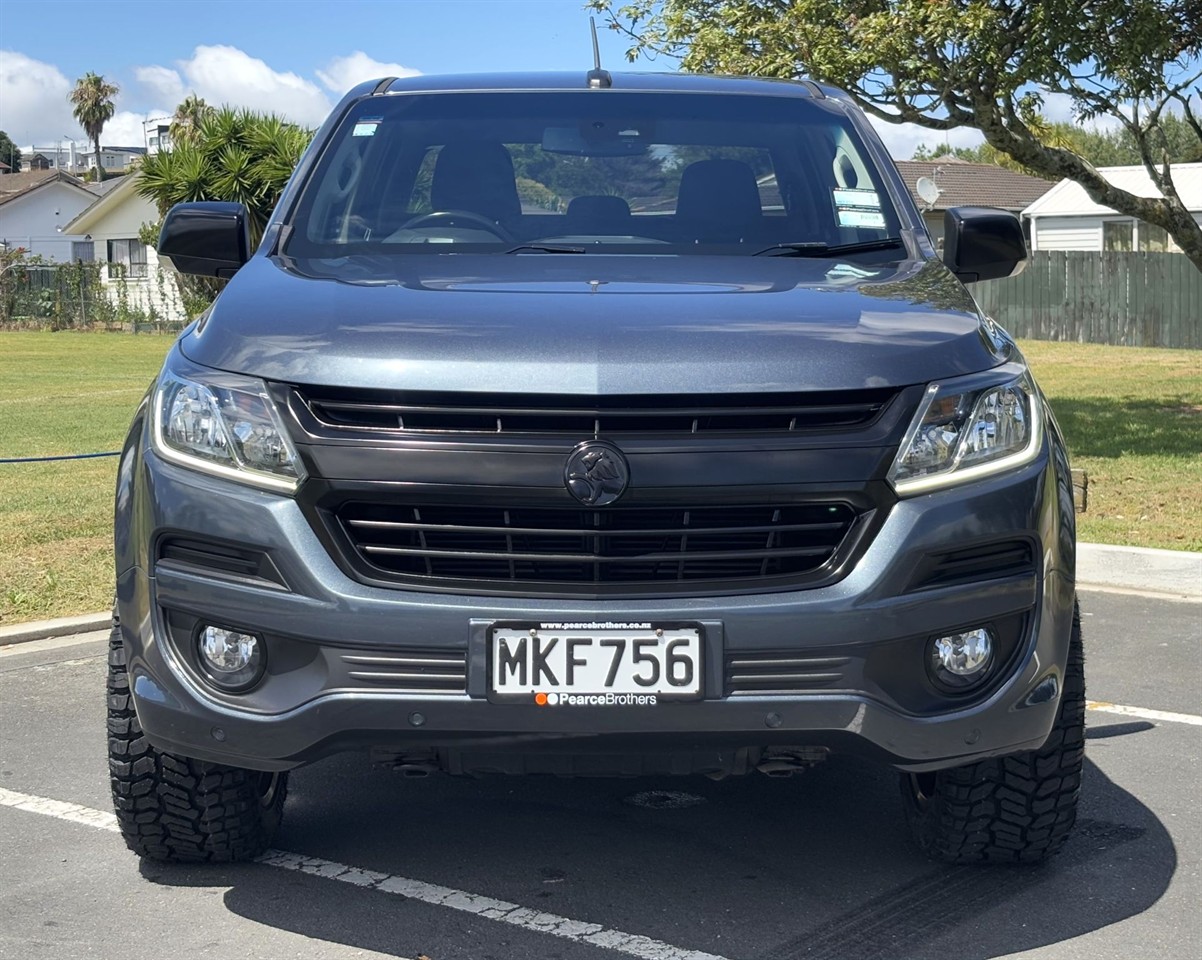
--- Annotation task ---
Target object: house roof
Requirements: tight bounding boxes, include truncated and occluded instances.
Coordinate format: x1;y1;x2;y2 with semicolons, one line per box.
86;176;128;197
894;159;1055;212
1023;162;1202;217
62;173;152;234
78;146;147;157
0;170;93;208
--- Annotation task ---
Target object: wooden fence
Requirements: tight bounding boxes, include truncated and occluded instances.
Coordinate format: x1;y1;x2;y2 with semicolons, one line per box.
973;251;1201;349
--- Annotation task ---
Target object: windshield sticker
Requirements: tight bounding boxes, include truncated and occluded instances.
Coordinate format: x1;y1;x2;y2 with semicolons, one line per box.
352;119;381;137
838;209;888;229
833;188;881;209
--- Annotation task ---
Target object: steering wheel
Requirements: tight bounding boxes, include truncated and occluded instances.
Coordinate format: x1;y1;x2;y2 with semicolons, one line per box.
398;209;515;242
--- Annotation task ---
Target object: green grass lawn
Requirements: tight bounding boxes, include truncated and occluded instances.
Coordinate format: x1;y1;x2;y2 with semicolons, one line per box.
0;331;1199;625
1;332;173;624
1021;341;1202;553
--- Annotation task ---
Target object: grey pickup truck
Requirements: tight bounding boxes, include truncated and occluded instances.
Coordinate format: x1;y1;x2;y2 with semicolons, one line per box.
109;69;1083;864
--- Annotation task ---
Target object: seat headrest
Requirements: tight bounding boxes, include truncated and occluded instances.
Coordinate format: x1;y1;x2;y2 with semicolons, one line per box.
675;159;763;238
430;142;521;223
565;195;632;232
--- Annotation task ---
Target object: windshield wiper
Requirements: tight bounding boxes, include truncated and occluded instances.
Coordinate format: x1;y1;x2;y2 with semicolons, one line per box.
503;243;587;255
752;238;905;258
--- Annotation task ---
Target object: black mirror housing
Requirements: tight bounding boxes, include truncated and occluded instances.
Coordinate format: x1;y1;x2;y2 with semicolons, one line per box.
158;202;251;278
943;207;1028;283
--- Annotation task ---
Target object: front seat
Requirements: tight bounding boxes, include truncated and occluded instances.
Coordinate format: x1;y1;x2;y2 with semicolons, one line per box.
674;158;763;243
429;141;522;226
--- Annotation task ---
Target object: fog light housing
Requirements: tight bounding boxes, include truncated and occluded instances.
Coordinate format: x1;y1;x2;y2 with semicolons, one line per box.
197;625;264;691
929;627;994;690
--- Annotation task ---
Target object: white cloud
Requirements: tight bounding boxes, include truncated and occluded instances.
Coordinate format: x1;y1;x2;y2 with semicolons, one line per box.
868;116;984;160
0;50;79;147
316;51;420;95
135;64;185;107
103;109;172;149
138;45;333;127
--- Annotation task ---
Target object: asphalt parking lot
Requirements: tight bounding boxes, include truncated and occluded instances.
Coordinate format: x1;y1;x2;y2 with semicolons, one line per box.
2;587;1199;960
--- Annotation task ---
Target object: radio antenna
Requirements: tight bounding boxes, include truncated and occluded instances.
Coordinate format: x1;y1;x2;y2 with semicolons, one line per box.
587;17;612;88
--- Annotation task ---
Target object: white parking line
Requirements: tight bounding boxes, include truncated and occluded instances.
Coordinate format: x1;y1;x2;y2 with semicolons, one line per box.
0;785;727;960
1087;701;1202;727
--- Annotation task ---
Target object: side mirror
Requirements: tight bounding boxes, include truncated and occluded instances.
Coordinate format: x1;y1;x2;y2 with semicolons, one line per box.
943;207;1027;283
157;202;250;278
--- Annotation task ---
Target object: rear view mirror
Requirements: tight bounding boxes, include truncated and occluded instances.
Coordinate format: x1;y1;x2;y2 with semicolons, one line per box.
943;207;1027;283
542;121;651;157
157;202;251;278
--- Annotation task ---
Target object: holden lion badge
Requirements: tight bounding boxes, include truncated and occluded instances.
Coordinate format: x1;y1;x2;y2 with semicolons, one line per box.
564;440;630;506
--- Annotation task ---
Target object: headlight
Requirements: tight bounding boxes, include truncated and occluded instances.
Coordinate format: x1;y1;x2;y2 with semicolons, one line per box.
888;365;1042;495
152;358;305;493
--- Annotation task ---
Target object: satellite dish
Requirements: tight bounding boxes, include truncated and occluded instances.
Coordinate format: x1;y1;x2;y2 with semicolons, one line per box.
916;176;941;206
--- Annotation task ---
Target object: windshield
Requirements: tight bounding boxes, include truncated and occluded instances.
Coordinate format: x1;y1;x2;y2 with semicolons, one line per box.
284;91;903;258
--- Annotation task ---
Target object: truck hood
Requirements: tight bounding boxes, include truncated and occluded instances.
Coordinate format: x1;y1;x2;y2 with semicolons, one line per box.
180;253;1006;393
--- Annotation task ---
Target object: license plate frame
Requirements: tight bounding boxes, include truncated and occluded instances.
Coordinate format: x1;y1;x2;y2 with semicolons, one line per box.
487;621;704;704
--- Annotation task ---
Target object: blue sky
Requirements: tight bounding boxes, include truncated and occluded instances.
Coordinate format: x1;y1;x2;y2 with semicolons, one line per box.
0;0;982;157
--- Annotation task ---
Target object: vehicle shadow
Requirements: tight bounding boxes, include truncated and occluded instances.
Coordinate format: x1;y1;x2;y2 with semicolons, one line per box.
1049;396;1200;459
138;749;1174;960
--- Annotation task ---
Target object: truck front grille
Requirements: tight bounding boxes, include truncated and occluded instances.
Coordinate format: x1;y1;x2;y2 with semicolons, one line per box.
296;387;894;437
336;500;860;594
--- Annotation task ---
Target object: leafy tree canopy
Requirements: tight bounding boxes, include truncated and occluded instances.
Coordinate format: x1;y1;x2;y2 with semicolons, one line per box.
914;113;1202;170
591;0;1202;269
0;131;22;172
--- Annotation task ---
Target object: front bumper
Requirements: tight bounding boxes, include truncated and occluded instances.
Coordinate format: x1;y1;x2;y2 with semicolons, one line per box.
116;438;1076;774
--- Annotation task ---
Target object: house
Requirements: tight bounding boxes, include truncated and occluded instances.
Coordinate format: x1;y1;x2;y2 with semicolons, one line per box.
1024;162;1202;253
144;119;173;155
60;174;185;324
77;146;147;176
0;170;100;260
893;158;1055;247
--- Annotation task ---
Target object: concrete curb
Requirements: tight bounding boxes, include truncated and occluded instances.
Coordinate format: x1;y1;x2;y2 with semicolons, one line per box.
0;612;112;647
1077;543;1202;600
0;543;1197;647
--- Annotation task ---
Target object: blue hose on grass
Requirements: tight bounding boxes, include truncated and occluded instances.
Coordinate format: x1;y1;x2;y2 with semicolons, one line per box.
0;452;120;464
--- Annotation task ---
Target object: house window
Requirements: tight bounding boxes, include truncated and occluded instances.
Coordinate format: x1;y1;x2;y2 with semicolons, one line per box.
107;239;148;278
1139;223;1171;253
71;241;94;262
1102;220;1133;251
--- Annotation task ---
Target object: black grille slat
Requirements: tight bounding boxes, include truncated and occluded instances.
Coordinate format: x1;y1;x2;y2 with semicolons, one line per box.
346;519;847;538
910;539;1036;590
338;650;467;692
726;653;851;695
300;388;894;437
361;544;833;563
337;501;858;589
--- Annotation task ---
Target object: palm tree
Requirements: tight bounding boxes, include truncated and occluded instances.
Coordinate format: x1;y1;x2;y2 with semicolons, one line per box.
69;72;119;181
137;107;313;246
169;94;213;147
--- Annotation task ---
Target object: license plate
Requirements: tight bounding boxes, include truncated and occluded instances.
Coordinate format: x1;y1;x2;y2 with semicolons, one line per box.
489;622;702;702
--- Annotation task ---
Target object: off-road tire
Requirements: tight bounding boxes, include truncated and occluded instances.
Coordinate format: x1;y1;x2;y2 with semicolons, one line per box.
107;612;287;862
901;602;1085;864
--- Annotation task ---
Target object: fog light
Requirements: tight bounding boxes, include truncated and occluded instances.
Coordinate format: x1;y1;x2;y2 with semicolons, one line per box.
198;625;264;690
929;627;994;690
